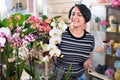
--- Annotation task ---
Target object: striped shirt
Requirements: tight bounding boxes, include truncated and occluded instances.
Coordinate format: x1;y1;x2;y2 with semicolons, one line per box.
56;27;95;78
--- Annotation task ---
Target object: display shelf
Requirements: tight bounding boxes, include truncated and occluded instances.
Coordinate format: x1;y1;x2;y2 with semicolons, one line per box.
90;3;120;69
106;54;120;67
88;70;113;80
106;32;120;42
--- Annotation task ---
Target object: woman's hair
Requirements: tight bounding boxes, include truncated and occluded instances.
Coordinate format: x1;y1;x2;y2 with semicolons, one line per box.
68;4;91;23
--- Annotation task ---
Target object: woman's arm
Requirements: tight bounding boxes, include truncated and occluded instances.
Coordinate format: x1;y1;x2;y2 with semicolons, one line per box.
83;52;93;69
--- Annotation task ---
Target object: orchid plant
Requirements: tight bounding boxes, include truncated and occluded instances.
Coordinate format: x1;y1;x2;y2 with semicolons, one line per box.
0;13;67;79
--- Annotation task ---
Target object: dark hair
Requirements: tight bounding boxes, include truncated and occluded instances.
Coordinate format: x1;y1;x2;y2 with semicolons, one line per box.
68;4;91;23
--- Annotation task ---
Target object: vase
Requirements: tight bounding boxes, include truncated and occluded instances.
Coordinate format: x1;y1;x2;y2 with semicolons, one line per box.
114;69;120;80
100;25;107;31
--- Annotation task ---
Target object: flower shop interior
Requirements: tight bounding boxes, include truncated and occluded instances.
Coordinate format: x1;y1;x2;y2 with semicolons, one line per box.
0;0;120;80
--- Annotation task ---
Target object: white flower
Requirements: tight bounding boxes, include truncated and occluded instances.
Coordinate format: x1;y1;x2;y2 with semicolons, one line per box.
47;43;57;51
42;56;49;62
49;49;61;57
0;37;6;47
50;19;56;27
58;22;67;32
8;57;16;63
49;27;62;37
0;27;11;37
49;36;61;44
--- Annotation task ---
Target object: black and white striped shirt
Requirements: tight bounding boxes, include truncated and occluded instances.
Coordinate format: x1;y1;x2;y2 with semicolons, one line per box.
56;27;95;78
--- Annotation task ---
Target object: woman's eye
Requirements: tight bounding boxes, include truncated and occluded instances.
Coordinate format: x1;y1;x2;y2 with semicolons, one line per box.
71;13;75;16
78;14;82;16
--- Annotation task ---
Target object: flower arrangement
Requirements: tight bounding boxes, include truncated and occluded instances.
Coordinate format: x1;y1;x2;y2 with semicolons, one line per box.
99;20;109;26
99;20;109;31
0;13;67;79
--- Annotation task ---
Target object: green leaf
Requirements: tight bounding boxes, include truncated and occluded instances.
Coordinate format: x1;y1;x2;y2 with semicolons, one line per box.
95;17;101;23
24;64;35;78
24;14;31;20
18;60;26;78
65;64;72;80
42;15;48;20
23;28;36;35
1;18;10;27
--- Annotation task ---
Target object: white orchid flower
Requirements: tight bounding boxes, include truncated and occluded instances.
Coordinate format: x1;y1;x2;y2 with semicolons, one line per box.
42;56;49;62
49;36;61;44
58;23;67;32
0;27;11;37
47;43;57;51
49;27;62;37
50;21;56;27
49;49;61;57
0;37;6;47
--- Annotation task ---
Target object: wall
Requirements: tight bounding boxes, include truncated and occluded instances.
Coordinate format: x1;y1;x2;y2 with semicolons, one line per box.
45;0;80;23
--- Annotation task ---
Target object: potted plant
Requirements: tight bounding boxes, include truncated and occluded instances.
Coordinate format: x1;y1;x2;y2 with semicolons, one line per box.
99;20;109;31
94;17;101;30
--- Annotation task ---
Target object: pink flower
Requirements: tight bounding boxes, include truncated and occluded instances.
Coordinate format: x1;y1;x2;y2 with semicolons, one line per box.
111;0;120;8
99;20;109;26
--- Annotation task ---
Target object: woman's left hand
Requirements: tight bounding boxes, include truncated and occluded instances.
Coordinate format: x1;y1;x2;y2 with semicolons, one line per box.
83;58;92;69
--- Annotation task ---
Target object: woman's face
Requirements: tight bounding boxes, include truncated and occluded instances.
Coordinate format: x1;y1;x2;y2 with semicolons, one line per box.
70;6;85;28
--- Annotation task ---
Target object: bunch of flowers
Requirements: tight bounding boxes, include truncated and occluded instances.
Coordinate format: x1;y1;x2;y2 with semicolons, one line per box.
111;0;120;8
0;13;67;79
99;20;109;26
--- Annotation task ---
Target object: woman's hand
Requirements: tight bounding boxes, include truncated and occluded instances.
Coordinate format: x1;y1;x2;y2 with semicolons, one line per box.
83;58;92;69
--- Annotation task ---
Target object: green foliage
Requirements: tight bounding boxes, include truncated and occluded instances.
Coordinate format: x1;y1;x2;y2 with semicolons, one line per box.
65;64;72;80
42;15;48;21
0;13;31;30
24;63;40;80
51;16;61;21
95;17;101;23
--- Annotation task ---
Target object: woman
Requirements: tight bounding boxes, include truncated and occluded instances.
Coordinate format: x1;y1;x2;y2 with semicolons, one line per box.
54;3;95;80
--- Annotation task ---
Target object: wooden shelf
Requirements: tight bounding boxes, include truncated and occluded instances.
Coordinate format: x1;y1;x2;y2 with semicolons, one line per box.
106;54;120;67
106;32;120;42
88;70;113;80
